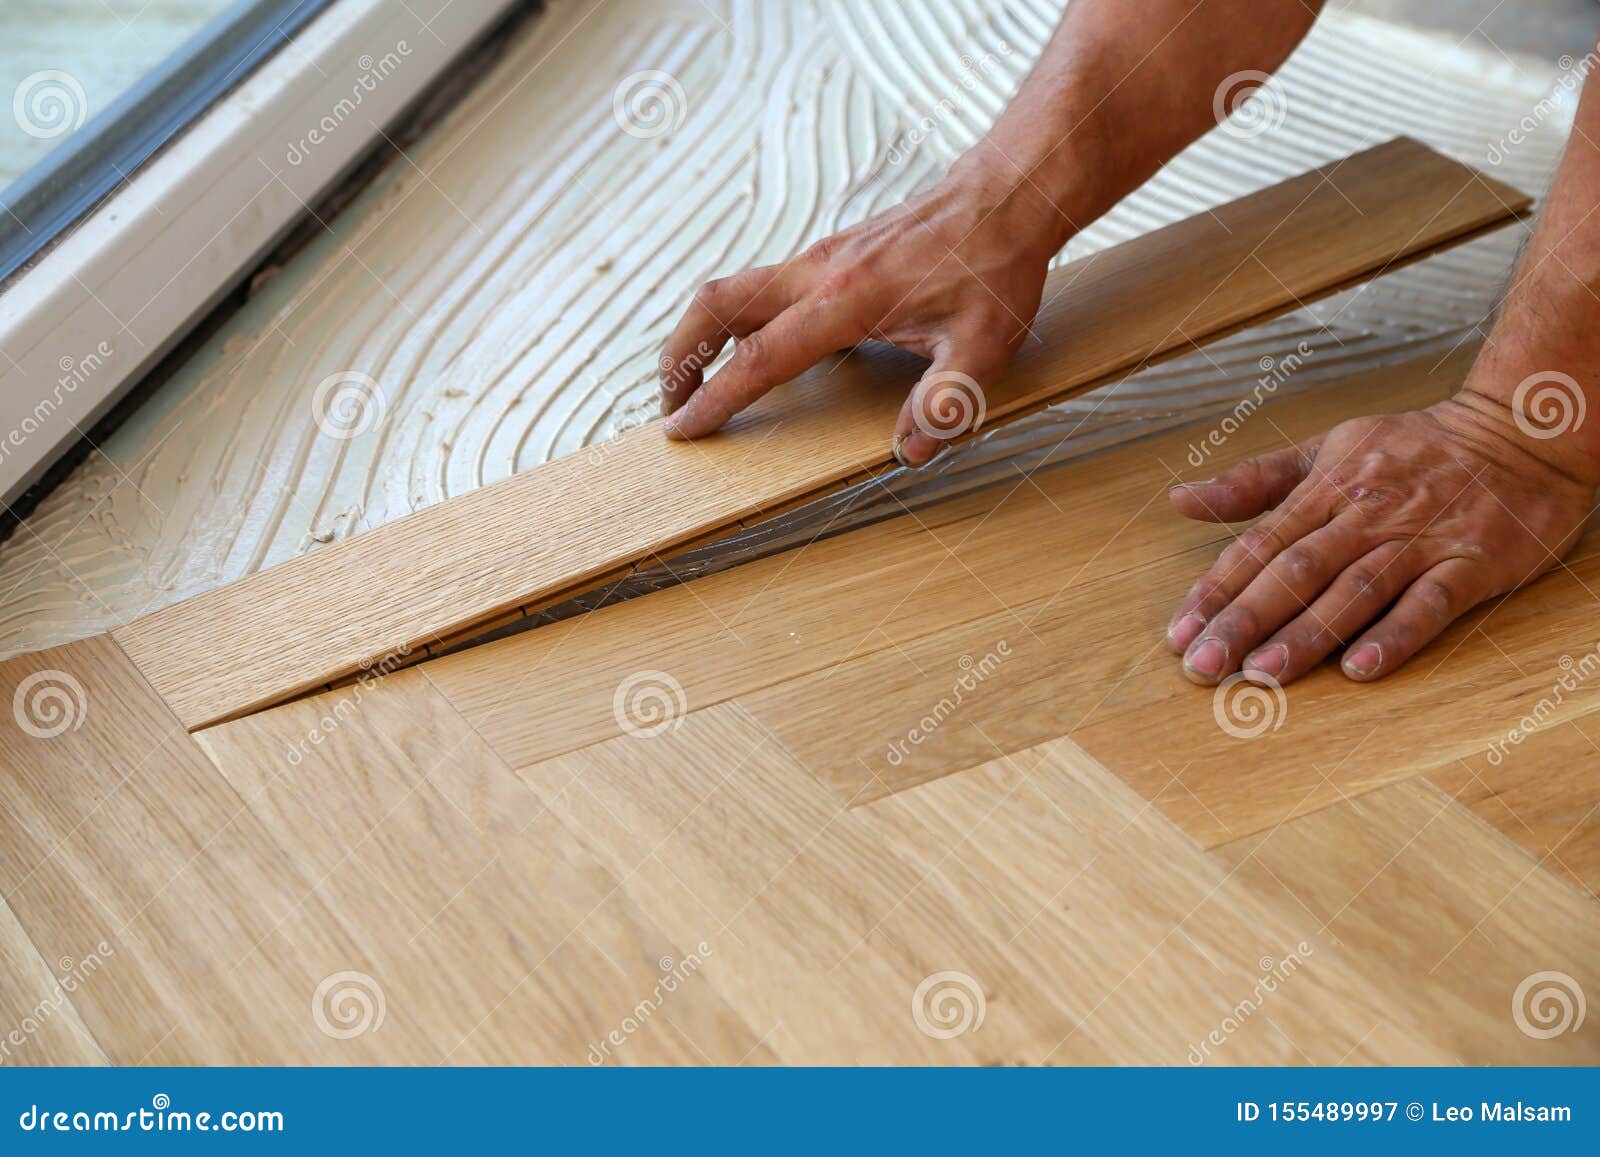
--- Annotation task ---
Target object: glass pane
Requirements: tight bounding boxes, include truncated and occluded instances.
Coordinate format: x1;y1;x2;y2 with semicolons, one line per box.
0;0;237;193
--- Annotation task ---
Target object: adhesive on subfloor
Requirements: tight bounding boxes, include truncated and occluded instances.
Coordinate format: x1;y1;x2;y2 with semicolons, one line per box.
0;0;1570;659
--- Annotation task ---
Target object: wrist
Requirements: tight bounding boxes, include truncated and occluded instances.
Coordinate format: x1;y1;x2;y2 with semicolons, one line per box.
1442;384;1600;490
945;136;1101;261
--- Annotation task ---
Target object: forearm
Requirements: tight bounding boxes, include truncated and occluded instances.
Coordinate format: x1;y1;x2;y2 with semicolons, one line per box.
1456;50;1600;487
953;0;1323;255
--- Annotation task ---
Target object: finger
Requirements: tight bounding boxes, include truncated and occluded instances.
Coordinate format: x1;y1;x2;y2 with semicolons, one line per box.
1178;515;1373;683
1165;480;1335;653
1240;540;1429;683
660;264;800;415
663;300;864;439
1340;557;1491;681
891;339;1012;467
1169;436;1323;523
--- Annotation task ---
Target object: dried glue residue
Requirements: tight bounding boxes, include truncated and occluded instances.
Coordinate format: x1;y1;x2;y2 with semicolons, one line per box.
0;0;1571;658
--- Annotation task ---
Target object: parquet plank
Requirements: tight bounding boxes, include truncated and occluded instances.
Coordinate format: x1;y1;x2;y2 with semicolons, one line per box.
192;667;772;1065
113;139;1529;731
0;895;105;1066
1213;780;1600;1063
429;346;1467;771
0;638;436;1063
1428;714;1600;902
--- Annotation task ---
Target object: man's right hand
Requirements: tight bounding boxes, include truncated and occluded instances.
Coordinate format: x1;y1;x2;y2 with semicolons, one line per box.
658;150;1066;467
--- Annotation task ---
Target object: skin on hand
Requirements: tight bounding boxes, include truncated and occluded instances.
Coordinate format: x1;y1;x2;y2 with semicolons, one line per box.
657;157;1059;467
1165;395;1594;686
657;0;1324;466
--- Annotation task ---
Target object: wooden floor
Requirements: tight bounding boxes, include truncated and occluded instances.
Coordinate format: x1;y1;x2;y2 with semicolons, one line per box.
1;346;1596;1065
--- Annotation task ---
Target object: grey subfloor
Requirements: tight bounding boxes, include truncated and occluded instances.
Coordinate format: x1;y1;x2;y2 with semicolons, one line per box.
1348;0;1597;58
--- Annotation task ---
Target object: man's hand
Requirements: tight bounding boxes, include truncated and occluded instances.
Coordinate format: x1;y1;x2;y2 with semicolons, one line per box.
658;158;1061;467
1165;395;1594;686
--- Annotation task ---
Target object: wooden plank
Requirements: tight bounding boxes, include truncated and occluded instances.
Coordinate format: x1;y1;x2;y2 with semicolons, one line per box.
113;138;1530;731
1428;715;1600;902
427;346;1467;770
192;668;773;1064
1214;780;1600;1063
847;738;1456;1064
0;894;106;1066
0;637;439;1063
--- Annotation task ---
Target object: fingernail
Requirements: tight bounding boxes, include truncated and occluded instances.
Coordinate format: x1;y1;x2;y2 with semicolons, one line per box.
893;432;945;468
1174;478;1218;490
1167;612;1205;651
1342;643;1382;678
663;412;685;439
1184;637;1227;680
1244;644;1288;677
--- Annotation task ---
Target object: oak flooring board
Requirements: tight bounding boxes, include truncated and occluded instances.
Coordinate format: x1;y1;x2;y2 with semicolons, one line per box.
0;894;105;1066
112;138;1529;731
514;703;1147;1064
1070;533;1600;848
193;668;772;1065
1214;780;1600;1063
1428;714;1600;902
429;344;1472;771
849;737;1454;1064
0;638;430;1064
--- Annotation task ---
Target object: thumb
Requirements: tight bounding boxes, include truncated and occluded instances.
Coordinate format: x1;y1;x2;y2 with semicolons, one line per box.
1170;436;1322;523
892;344;1006;468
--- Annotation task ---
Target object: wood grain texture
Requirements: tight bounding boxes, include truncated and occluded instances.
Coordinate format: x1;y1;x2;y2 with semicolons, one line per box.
0;894;106;1066
1214;780;1600;1063
1428;715;1600;902
113;138;1530;731
428;346;1469;774
0;638;433;1063
193;668;773;1064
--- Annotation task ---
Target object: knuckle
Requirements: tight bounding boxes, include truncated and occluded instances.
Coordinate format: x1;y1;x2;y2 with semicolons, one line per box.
1339;563;1384;596
735;329;770;374
1277;545;1320;581
1210;605;1260;639
693;278;730;311
804;234;839;265
1417;578;1458;621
